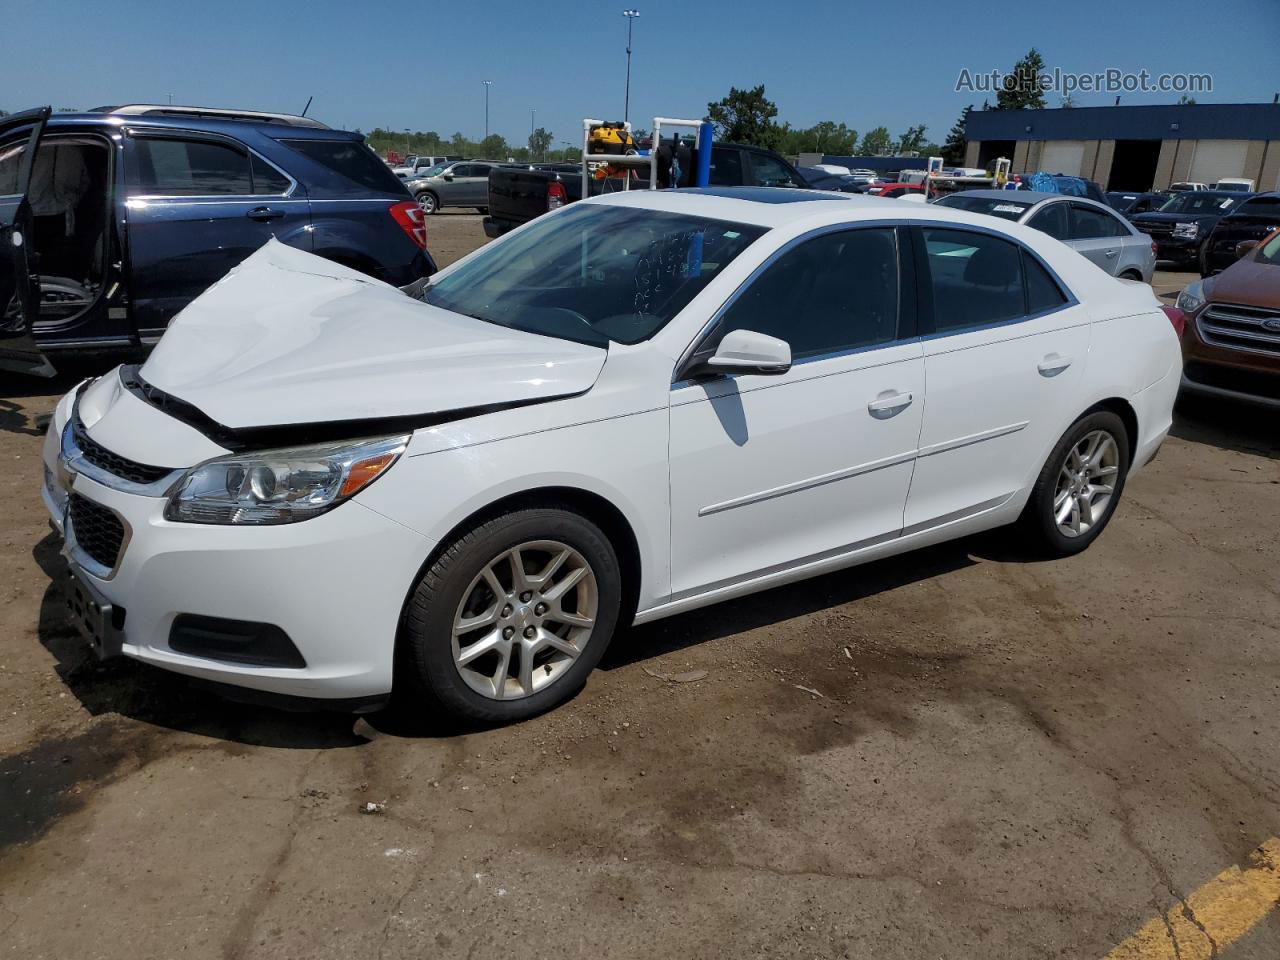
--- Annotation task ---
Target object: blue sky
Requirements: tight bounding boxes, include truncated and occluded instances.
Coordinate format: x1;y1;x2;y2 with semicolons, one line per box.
6;0;1278;148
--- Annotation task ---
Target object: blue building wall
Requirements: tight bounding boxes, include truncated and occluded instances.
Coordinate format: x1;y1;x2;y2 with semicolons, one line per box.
965;102;1280;142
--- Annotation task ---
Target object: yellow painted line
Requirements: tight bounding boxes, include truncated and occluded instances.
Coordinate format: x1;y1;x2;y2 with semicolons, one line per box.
1105;838;1280;959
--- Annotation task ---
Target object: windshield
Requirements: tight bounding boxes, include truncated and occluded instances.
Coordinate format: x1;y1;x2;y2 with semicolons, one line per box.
1258;232;1280;266
1158;193;1241;214
933;194;1032;221
419;163;446;177
421;204;767;346
1107;193;1139;212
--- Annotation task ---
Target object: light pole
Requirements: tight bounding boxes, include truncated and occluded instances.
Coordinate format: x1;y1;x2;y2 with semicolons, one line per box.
623;9;639;123
482;80;493;141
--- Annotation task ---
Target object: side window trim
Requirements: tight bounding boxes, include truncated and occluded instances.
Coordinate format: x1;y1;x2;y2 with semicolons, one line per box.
673;221;909;383
124;127;297;200
908;222;1078;340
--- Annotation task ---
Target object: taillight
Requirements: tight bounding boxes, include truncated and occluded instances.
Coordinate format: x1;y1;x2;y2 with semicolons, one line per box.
1161;304;1187;337
547;181;568;212
389;201;427;250
1150;239;1158;258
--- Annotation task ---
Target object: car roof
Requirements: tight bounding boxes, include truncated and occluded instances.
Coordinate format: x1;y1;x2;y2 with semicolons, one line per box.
43;108;361;140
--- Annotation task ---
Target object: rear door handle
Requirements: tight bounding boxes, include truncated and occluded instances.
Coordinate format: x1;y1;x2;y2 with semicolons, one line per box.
1038;354;1073;377
868;391;913;417
1104;249;1118;258
247;206;285;222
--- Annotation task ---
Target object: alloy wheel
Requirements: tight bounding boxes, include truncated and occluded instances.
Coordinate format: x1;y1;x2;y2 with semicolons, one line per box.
451;540;598;700
417;193;435;214
1053;429;1120;538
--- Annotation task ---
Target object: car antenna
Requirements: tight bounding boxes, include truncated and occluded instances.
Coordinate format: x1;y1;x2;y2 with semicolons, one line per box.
301;96;314;118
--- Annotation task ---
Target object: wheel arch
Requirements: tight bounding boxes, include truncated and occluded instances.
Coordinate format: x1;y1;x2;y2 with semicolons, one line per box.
1083;396;1139;466
395;485;644;647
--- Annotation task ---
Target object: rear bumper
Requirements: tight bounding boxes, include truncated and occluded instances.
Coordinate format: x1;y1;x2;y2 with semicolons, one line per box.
483;216;516;239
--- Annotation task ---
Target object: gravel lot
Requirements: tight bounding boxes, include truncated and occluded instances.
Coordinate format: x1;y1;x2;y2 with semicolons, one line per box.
2;212;1278;959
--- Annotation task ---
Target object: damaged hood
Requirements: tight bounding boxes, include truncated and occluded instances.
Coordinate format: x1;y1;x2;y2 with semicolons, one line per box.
139;240;607;431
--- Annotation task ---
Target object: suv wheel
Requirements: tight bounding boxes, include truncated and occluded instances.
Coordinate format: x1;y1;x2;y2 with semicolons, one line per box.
1018;410;1130;556
416;192;438;215
398;506;622;723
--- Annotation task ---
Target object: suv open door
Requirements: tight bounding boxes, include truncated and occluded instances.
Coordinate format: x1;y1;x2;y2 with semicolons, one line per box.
0;106;55;377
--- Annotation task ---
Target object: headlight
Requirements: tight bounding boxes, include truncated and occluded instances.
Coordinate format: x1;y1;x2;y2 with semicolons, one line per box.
1175;279;1205;314
1172;221;1200;239
165;434;409;525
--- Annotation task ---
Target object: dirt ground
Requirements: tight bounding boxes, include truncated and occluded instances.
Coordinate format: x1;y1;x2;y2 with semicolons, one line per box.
2;213;1278;959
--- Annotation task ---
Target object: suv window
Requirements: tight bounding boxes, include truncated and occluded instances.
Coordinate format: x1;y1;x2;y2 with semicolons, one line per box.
712;228;900;360
748;152;800;188
280;138;405;193
922;228;1025;331
133;138;253;195
709;148;743;186
1027;202;1069;240
250;154;291;194
1070;203;1126;239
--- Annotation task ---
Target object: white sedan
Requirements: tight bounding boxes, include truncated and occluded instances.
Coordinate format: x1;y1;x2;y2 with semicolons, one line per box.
42;187;1182;722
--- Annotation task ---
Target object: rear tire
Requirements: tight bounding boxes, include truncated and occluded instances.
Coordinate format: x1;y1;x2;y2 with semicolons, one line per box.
396;506;622;724
475;207;488;215
1017;410;1130;557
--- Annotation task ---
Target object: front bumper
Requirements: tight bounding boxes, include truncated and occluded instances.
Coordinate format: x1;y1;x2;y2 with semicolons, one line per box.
43;430;435;702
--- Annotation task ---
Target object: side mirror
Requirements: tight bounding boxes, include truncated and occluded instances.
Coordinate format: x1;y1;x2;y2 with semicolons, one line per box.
443;173;454;181
1236;240;1259;259
703;329;792;376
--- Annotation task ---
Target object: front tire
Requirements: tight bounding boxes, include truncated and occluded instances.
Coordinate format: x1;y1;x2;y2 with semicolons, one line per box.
1018;410;1130;556
397;506;622;723
416;191;438;215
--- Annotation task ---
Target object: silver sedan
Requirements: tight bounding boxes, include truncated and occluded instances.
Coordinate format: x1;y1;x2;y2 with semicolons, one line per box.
933;190;1156;282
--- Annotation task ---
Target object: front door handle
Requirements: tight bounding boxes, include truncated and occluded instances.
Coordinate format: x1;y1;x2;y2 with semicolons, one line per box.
247;206;285;222
868;391;913;417
1038;354;1073;377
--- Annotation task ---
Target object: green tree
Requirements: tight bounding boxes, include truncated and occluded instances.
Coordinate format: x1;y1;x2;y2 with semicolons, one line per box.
896;124;928;155
479;134;508;159
996;48;1047;110
528;127;553;160
941;105;971;165
449;131;469;153
858;126;892;156
1178;94;1197;105
705;84;781;149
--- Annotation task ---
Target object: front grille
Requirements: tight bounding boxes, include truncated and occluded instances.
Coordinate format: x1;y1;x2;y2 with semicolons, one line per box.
1136;222;1172;237
1198;303;1280;357
68;494;126;570
72;412;174;485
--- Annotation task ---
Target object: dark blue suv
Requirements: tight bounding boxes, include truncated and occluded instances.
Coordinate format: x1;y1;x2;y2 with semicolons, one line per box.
0;105;435;376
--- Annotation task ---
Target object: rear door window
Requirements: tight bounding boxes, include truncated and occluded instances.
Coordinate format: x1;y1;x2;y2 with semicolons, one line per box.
1070;203;1127;239
280;138;405;193
1026;202;1069;240
920;228;1025;332
708;148;743;186
133;138;252;195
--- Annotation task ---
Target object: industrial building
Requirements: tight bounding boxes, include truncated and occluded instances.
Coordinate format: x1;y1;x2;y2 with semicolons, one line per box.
963;101;1280;192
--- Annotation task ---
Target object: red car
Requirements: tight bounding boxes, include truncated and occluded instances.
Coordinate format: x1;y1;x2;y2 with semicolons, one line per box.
865;182;924;198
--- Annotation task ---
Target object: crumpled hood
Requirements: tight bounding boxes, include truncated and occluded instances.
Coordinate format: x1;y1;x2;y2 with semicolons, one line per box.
140;240;607;431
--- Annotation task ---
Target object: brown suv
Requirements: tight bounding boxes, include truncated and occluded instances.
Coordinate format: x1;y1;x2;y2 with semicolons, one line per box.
1177;229;1280;408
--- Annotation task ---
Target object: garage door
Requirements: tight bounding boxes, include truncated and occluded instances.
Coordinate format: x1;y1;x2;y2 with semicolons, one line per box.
1039;141;1086;176
1188;140;1249;184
